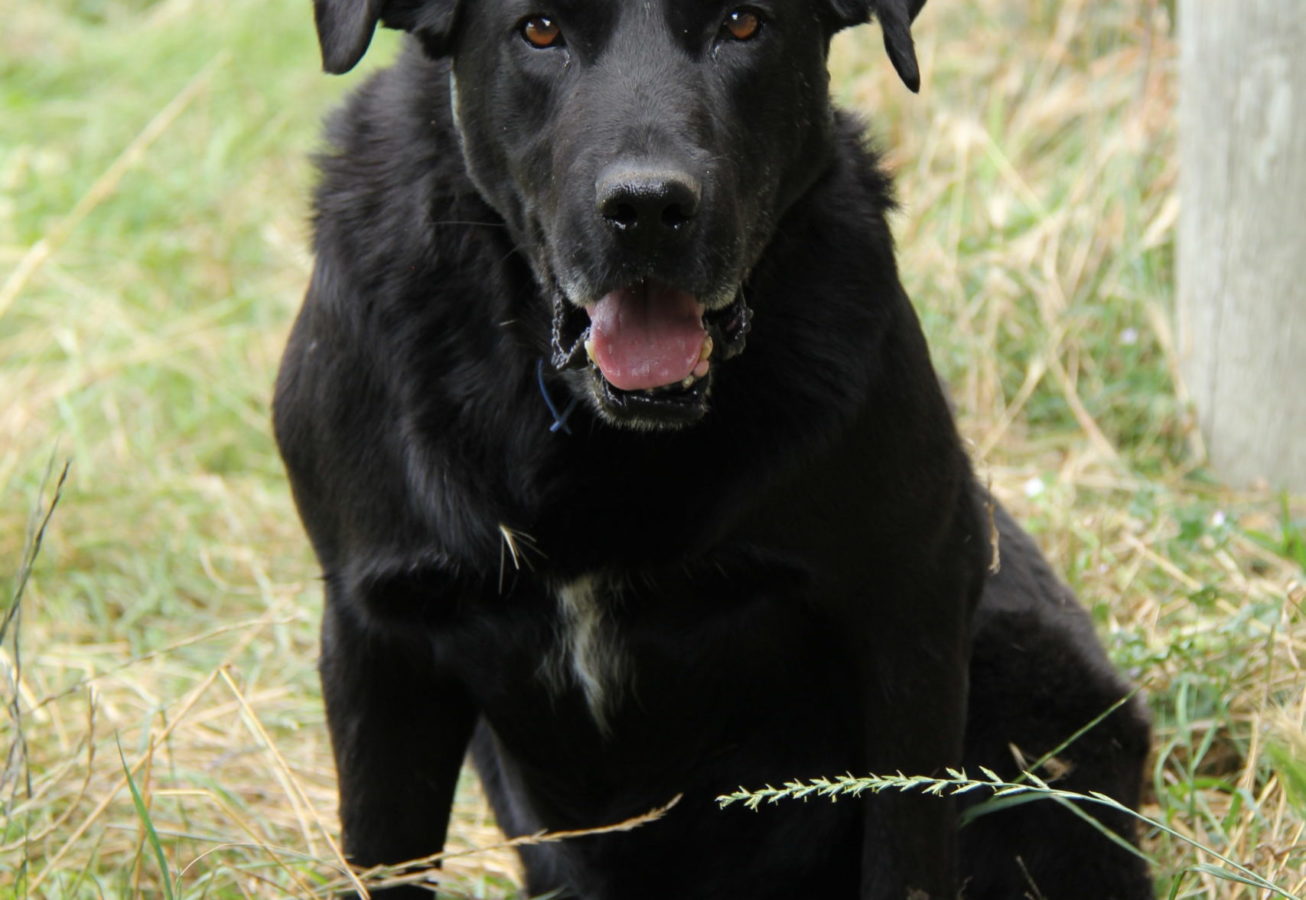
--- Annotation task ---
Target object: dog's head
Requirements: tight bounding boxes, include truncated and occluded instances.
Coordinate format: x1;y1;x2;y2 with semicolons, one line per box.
313;0;926;430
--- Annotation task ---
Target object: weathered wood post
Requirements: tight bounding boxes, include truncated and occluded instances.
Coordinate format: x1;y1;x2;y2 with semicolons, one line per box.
1178;0;1306;492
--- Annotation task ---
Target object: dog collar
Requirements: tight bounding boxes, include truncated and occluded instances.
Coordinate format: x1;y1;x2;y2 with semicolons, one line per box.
536;358;581;435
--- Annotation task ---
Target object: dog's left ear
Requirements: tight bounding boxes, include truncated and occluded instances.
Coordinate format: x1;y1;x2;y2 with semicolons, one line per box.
826;0;927;93
313;0;461;74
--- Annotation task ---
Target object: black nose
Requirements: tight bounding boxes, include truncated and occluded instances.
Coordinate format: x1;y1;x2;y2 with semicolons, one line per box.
596;164;701;250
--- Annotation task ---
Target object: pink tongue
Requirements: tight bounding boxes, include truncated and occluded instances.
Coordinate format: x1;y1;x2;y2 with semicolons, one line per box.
588;284;706;391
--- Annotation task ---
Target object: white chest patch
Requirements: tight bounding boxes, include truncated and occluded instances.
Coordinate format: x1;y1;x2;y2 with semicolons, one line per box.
543;574;628;731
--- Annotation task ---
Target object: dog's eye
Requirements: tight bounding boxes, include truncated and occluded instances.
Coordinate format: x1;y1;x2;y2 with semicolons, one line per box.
521;15;564;49
721;8;763;42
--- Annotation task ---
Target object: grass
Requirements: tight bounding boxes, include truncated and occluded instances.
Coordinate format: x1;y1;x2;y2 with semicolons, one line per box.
2;0;1302;896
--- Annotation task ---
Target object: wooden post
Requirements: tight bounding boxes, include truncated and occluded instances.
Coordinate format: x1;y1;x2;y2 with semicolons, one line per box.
1178;0;1306;492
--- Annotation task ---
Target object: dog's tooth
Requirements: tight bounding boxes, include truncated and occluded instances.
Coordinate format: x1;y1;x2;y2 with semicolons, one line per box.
700;334;714;362
681;375;696;389
584;338;596;363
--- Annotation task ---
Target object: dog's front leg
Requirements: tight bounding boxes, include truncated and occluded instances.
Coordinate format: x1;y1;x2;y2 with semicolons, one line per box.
854;590;970;900
319;592;476;898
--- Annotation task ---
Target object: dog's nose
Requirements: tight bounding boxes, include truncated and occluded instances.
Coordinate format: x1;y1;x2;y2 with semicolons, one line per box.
596;165;700;249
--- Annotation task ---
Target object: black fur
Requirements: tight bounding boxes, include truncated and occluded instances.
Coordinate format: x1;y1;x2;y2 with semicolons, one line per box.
274;2;1153;897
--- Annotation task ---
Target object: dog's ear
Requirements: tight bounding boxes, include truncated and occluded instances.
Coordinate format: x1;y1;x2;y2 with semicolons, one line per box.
313;0;460;74
826;0;927;93
314;0;385;74
876;0;926;92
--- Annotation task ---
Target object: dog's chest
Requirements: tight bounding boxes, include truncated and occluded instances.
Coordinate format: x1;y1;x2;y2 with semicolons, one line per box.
542;574;628;731
524;565;853;738
465;563;862;796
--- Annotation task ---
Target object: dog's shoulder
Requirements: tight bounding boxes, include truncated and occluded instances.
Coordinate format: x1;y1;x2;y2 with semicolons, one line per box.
298;43;530;397
277;46;541;575
311;45;499;286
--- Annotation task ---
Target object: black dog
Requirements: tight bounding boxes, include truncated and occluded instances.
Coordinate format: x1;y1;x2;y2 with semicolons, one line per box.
274;1;1154;897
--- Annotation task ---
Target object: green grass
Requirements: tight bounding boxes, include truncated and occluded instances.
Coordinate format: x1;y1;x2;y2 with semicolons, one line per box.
3;0;1303;896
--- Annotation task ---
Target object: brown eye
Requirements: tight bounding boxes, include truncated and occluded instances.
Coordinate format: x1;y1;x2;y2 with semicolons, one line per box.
722;9;762;41
521;16;563;48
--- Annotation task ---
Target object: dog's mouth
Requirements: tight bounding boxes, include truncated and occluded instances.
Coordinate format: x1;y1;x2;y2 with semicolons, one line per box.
551;281;752;427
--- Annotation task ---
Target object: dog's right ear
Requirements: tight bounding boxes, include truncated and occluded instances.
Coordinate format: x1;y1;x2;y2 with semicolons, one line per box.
314;0;386;74
314;0;461;74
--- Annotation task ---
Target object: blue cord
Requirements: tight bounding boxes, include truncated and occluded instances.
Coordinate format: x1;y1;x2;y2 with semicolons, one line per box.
536;358;581;435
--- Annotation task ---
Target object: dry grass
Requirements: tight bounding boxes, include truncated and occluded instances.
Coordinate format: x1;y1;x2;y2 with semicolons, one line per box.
2;0;1302;897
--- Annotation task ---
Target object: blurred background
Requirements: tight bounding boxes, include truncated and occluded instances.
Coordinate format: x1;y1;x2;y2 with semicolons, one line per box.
2;0;1302;896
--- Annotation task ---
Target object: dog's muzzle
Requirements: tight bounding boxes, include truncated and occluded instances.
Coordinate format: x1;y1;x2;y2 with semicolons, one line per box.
550;282;752;428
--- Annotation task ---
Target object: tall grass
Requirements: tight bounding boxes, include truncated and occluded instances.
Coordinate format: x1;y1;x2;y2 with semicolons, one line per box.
2;0;1302;896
